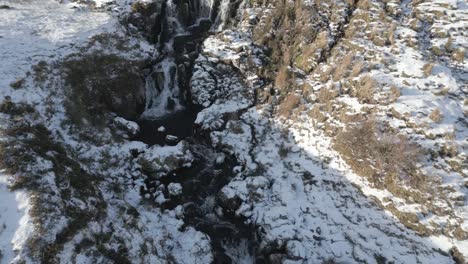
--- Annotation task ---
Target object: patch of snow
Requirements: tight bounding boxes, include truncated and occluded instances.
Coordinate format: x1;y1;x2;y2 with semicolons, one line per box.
0;174;30;264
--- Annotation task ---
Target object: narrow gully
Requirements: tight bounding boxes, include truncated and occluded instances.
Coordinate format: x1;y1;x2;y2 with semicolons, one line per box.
134;0;261;262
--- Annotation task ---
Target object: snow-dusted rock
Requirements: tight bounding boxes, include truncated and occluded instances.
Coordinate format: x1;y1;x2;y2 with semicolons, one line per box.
168;183;183;196
138;141;193;177
112;116;140;139
286;240;306;260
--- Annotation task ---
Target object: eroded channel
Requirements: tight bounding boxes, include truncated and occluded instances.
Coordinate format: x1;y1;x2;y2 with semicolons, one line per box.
134;0;260;262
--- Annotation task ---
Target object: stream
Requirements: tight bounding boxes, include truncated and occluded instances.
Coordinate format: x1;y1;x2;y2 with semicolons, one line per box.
135;0;260;262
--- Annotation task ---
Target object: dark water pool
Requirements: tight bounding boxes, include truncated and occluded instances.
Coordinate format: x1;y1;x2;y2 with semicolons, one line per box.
136;105;202;146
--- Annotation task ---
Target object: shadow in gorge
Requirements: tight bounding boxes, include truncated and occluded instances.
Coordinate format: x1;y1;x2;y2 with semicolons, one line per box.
244;114;459;263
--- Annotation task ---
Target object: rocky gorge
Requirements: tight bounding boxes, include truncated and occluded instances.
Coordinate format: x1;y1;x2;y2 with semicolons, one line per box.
0;0;467;263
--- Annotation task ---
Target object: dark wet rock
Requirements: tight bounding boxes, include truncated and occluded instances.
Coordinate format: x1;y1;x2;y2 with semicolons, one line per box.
218;186;243;212
450;247;466;264
137;108;200;146
127;1;160;42
0;5;11;9
151;71;165;93
268;253;286;264
61;53;146;124
248;15;258;25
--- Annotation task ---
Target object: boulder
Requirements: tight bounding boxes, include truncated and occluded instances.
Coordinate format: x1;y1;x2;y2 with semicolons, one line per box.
168;183;183;196
112;116;140;139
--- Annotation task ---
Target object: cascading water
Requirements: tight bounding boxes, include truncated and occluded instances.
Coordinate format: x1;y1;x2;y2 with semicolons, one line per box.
141;0;233;120
137;0;261;263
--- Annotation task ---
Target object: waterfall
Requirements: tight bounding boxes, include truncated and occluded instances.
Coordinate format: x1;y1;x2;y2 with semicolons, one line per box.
197;0;215;19
141;0;235;119
142;58;182;118
212;0;231;31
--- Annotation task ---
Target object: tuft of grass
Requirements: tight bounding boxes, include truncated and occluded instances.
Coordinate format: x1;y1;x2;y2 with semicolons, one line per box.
275;65;291;90
434;87;449;96
334;120;424;188
317;85;339;103
352;75;376;103
350;60;365;77
278;94;301;117
333;52;355;81
389;85;401;102
452;48;465;63
422;63;434;77
308;105;327;126
32;61;49;83
429;108;443;123
9;78;25;89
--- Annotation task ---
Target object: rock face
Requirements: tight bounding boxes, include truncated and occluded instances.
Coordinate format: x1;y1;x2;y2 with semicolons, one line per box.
61;52;147;123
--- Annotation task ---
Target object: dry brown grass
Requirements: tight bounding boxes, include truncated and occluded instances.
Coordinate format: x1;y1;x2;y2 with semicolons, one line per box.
452;48;465;63
388;23;397;45
445;37;453;53
422;63;434;77
434;87;449;96
317;85;339;103
334;120;424;188
315;31;330;50
333;52;355;81
32;61;49;83
389;85;401;101
9;78;25;89
308;104;327;125
429;108;443;123
295;44;316;72
350;60;365;77
278;94;301;117
357;0;371;10
352;75;376;103
275;66;290;90
318;66;333;82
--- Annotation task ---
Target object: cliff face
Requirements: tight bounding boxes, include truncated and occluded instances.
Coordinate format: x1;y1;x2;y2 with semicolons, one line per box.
0;0;466;263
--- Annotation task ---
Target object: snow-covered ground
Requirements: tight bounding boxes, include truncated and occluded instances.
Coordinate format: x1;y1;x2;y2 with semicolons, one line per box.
0;0;116;99
0;174;29;264
0;1;112;262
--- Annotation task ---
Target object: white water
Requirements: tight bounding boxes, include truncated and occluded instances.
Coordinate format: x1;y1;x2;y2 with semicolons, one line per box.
212;0;232;31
